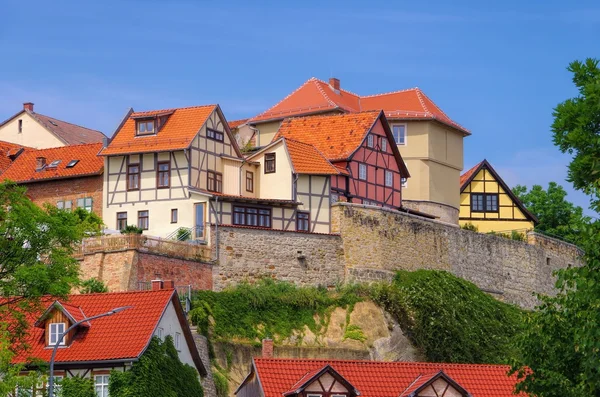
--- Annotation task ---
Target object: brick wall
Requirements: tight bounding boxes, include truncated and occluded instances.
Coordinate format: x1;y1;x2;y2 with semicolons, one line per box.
23;174;103;215
136;253;212;291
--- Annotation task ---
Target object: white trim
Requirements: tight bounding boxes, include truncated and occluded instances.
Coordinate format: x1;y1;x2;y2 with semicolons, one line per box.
385;170;393;187
49;322;66;346
392;123;407;146
358;164;367;180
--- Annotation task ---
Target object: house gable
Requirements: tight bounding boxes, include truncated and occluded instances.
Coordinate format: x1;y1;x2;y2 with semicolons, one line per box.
0;111;66;149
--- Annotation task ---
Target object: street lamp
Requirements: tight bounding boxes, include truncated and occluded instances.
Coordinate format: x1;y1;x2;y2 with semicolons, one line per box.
48;306;131;397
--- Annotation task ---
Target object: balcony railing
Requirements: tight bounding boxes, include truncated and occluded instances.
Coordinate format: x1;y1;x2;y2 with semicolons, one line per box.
74;234;211;262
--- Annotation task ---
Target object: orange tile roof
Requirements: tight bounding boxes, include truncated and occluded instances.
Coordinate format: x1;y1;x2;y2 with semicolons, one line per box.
460;160;484;188
11;290;175;365
229;118;249;129
101;105;217;155
0;140;27;174
249;78;469;134
250;358;524;397
283;138;341;175
276;111;382;161
1;143;103;183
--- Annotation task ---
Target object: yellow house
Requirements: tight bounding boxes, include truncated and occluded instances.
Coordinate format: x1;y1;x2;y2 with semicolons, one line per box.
240;77;469;224
459;160;537;233
0;102;105;149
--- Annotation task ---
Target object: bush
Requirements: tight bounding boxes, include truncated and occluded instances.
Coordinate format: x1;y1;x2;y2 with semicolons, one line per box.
59;375;96;397
120;224;143;234
79;278;108;294
212;368;229;397
461;222;478;232
511;230;526;241
176;228;191;241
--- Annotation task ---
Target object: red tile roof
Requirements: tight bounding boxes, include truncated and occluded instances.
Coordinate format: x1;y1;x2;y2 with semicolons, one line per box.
101;105;227;155
250;78;469;134
11;290;175;365
1;143;103;183
276;111;382;161
460;161;483;188
283;138;341;175
249;358;524;397
0;140;27;174
229;118;249;129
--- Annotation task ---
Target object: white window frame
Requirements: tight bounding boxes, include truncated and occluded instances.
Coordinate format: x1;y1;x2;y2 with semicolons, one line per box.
381;137;388;152
385;170;393;187
157;327;164;340
358;164;367;181
77;197;93;212
175;332;181;350
94;375;110;397
367;134;374;148
137;120;155;135
307;394;323;397
49;322;66;346
392;124;407;145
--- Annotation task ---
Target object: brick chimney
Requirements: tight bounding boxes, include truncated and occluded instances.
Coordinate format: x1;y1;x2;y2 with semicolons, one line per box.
329;78;340;91
151;279;164;291
163;280;175;289
23;102;34;112
262;338;273;358
36;157;46;169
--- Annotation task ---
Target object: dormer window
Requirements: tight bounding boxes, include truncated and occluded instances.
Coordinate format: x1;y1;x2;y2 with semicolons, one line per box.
137;120;156;136
49;322;66;346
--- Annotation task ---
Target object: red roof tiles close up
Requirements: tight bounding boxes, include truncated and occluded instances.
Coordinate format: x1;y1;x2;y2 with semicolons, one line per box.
0;140;27;174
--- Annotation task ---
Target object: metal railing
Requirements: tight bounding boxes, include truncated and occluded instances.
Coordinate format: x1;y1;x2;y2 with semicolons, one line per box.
137;282;192;313
165;226;206;242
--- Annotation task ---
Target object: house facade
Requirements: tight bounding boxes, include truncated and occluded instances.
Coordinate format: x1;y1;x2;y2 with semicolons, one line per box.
236;357;524;397
10;286;206;395
0;102;105;149
459;160;537;233
0;143;104;215
242;77;469;223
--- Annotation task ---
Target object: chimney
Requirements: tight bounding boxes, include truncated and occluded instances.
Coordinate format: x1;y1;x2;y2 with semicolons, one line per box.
23;102;34;112
262;338;273;358
163;280;175;289
329;78;340;91
36;157;46;169
151;279;164;291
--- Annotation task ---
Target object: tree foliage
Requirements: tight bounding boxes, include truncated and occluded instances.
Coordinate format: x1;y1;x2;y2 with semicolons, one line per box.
59;375;96;397
108;336;203;397
513;182;589;243
79;278;109;294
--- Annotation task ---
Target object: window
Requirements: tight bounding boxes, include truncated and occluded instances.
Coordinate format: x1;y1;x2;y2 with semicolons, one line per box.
307;394;322;397
367;134;374;148
486;194;498;212
381;137;388;152
296;212;310;232
157;161;170;188
138;210;149;230
77;197;93;212
117;212;127;230
246;171;254;192
233;206;271;228
95;375;110;397
49;323;66;346
136;120;155;135
207;128;224;141
47;160;61;168
207;171;222;193
472;194;484;211
392;124;407;145
385;170;393;187
401;177;407;188
66;159;79;168
471;193;499;212
358;163;367;180
18;119;22;133
171;209;178;223
57;200;72;211
157;327;164;340
127;164;140;190
175;332;181;350
264;153;276;174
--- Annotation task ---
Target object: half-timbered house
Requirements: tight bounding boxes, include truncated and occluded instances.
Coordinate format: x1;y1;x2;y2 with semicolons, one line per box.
459;160;537;233
275;110;409;209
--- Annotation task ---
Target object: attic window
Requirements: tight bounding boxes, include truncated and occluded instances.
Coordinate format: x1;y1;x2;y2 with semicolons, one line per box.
48;120;58;127
49;323;66;346
66;160;79;168
47;160;61;168
137;120;156;136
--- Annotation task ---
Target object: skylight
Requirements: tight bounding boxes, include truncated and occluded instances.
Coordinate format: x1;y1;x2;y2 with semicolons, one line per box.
48;120;58;126
47;160;61;168
66;160;79;168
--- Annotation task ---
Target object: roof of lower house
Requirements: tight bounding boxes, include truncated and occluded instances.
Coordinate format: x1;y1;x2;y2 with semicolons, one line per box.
0;140;27;174
101;104;241;156
9;289;206;375
0;109;105;145
249;77;469;135
0;143;104;183
241;358;524;397
228;118;249;129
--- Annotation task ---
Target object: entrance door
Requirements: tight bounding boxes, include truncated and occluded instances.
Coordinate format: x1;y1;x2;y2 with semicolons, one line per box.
194;203;205;240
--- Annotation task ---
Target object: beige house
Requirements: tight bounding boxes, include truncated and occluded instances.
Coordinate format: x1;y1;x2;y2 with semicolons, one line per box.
240;77;469;223
0;102;105;149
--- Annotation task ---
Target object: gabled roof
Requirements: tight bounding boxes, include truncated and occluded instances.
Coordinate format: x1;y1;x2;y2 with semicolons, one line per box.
398;370;469;397
282;364;360;396
244;358;524;397
0;140;27;174
101;104;241;156
0;109;105;145
10;290;206;375
249;77;469;135
34;301;90;328
1;143;103;183
460;159;538;224
229;118;249;129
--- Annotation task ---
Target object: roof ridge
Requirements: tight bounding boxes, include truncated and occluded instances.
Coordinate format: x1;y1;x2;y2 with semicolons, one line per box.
254;358;512;368
311;79;340;109
361;87;420;99
131;104;216;115
312;78;362;99
414;89;430;114
283;109;380;122
24;142;103;153
251;78;319;121
34;112;104;134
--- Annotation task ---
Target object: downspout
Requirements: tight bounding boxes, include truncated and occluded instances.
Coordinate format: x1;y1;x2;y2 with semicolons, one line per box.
248;125;260;147
213;195;219;263
292;173;299;201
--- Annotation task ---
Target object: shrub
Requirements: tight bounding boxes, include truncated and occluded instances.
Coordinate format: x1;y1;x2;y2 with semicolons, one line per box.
120;224;143;234
510;230;526;241
461;222;478;232
79;278;108;294
176;228;191;241
212;368;229;397
60;375;96;397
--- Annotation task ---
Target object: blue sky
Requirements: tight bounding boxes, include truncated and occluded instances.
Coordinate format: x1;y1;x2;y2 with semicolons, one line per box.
1;0;599;213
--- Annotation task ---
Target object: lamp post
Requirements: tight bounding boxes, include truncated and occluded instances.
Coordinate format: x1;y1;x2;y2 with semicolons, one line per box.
48;306;131;397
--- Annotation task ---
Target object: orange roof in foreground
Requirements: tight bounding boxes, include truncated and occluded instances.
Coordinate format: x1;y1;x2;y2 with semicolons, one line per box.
276;111;381;161
12;290;175;365
250;77;469;134
101;105;217;155
283;138;341;175
0;140;27;174
251;358;524;397
1;143;103;183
